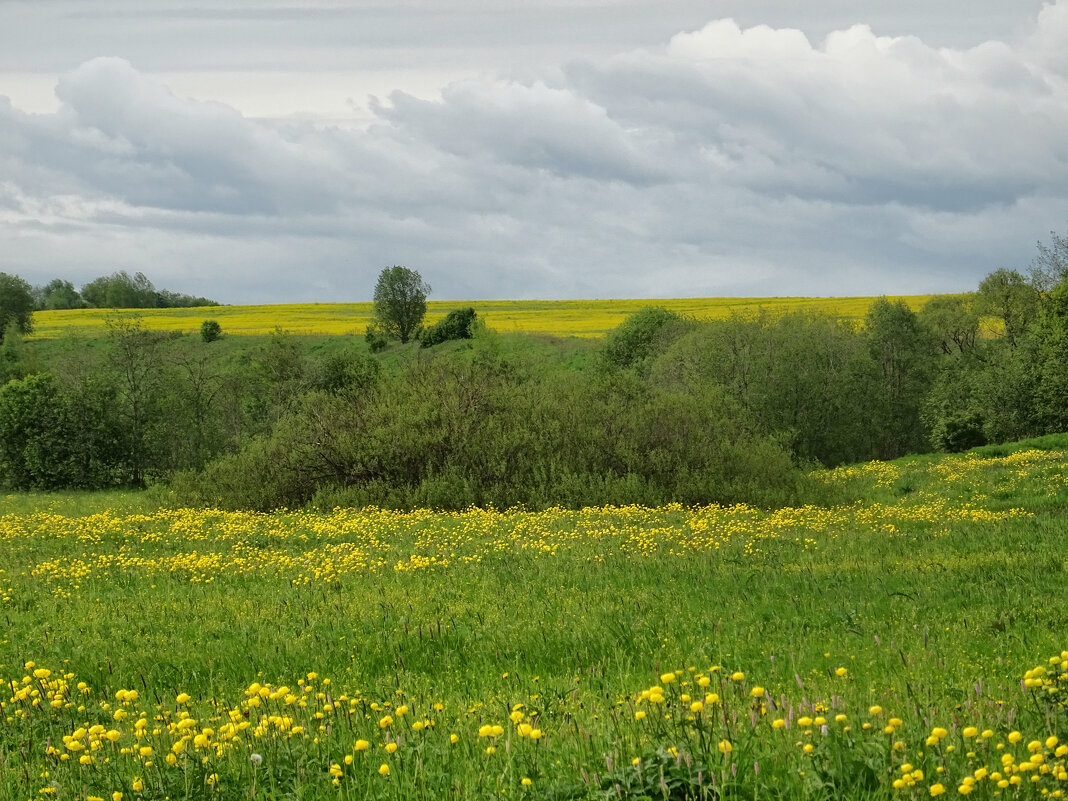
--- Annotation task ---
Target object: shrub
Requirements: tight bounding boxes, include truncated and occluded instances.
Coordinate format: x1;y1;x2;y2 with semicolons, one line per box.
200;319;222;343
421;307;478;348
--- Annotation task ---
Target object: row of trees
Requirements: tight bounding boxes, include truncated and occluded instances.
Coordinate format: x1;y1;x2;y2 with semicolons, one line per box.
21;271;219;313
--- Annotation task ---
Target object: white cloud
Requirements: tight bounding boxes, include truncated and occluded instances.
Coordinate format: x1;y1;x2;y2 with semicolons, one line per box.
2;3;1068;303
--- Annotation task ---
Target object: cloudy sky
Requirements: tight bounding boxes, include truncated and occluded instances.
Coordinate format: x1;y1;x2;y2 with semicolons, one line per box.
2;1;1067;304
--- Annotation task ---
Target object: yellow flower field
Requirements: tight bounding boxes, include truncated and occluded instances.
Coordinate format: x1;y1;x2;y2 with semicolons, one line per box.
27;294;957;339
0;443;1064;799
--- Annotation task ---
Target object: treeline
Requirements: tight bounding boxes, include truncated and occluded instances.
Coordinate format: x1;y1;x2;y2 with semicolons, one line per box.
34;271;219;310
0;234;1066;511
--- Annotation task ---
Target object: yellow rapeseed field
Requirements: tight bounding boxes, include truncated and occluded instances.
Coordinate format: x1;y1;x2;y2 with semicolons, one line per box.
28;295;958;339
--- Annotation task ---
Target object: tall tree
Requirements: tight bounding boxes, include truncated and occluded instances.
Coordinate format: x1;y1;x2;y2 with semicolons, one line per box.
372;265;430;344
0;272;35;342
976;269;1039;347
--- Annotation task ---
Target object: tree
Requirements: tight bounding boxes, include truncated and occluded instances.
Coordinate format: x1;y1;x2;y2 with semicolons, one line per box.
373;266;430;344
81;271;158;309
200;319;222;343
0;273;35;342
976;269;1039;347
37;278;86;310
864;298;935;459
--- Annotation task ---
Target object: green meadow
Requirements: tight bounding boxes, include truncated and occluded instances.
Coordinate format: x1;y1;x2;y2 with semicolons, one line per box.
0;437;1065;800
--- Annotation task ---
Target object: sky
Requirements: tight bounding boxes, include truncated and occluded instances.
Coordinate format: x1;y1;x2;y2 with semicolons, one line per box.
1;1;1067;304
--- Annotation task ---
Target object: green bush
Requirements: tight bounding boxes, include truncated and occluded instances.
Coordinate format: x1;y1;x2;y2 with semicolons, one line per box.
200;319;222;342
421;307;477;348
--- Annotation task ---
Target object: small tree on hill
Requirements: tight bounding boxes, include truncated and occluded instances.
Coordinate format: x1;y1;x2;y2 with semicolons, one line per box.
373;266;430;344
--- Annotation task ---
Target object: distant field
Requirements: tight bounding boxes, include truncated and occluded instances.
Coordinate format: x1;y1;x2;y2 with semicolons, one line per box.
28;294;960;339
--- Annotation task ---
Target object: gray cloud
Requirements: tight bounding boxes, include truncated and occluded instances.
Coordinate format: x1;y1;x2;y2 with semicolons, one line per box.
1;2;1068;303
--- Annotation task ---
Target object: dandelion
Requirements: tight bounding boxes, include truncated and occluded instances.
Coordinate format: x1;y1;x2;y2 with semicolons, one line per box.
250;753;263;766
378;764;390;776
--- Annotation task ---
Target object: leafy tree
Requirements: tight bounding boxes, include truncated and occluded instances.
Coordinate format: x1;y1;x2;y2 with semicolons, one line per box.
976;269;1039;347
82;271;158;309
919;295;979;355
105;315;176;485
1034;277;1068;432
0;273;35;342
37;278;86;310
863;298;935;459
1029;227;1068;291
373;266;430;344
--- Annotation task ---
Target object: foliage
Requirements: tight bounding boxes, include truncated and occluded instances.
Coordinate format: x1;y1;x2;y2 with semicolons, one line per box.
35;278;86;310
79;270;218;309
373;265;430;344
0;271;35;341
200;319;222;342
601;306;686;369
421;307;478;347
364;321;388;352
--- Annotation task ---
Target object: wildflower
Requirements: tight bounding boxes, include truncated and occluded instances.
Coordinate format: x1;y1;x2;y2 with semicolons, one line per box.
131;779;143;792
718;740;732;754
963;727;978;738
354;740;369;751
176;693;191;704
378;764;390;776
521;778;532;786
835;667;848;677
250;753;263;766
379;716;393;728
749;686;765;698
731;672;745;682
384;743;398;754
869;706;882;715
929;784;945;796
660;673;676;684
112;793;122;801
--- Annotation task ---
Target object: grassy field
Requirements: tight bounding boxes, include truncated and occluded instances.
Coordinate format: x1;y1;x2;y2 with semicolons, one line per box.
0;438;1065;799
27;295;960;339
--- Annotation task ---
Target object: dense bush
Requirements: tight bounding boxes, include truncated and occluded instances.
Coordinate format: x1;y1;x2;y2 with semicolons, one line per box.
421;307;478;347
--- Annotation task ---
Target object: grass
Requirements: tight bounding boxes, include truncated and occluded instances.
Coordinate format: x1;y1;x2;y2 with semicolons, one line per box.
26;295;962;339
0;438;1065;799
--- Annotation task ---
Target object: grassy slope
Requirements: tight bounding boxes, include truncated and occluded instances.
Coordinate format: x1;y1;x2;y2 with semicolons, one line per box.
27;294;962;339
0;437;1065;799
